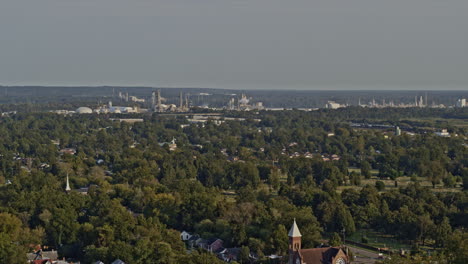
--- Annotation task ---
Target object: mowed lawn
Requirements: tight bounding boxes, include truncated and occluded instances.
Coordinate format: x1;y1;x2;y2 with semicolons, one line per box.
338;168;463;193
348;229;411;252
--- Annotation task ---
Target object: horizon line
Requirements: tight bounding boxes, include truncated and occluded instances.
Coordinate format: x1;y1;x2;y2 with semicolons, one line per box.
0;85;467;92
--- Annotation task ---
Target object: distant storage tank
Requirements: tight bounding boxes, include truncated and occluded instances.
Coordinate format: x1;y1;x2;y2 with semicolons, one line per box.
76;107;93;114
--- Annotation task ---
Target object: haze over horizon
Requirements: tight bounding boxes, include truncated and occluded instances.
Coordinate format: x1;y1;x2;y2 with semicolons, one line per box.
1;0;467;90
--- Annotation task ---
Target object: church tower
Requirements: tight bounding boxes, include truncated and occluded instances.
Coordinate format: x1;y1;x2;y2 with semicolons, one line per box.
288;219;302;264
65;173;71;192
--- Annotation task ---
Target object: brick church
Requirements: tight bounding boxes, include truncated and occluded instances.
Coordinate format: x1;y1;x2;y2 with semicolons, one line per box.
288;220;350;264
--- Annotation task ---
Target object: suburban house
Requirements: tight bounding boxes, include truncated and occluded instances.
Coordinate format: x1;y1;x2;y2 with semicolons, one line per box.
218;248;241;262
217;248;259;263
181;231;257;262
197;238;224;252
180;230;192;241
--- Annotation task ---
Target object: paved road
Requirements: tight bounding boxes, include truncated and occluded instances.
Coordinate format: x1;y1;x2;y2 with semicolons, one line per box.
347;245;382;264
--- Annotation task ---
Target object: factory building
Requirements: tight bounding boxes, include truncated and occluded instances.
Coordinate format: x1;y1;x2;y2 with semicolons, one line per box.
75;107;93;114
226;94;264;111
325;101;344;109
150;90;190;112
456;98;466;107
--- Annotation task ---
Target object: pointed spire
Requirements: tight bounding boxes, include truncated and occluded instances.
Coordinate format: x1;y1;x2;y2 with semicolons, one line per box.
65;173;71;191
288;218;302;237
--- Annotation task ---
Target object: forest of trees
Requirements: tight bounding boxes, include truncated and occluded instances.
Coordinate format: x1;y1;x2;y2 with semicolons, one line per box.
0;107;467;263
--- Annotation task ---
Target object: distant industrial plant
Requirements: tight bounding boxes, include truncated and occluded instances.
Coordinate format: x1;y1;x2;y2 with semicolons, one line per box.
226;94;264;111
42;88;467;115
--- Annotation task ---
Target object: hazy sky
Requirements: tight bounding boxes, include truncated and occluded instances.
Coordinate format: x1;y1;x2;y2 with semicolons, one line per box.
1;0;467;90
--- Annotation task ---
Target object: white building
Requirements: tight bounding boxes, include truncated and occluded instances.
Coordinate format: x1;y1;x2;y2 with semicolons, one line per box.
75;107;93;114
181;231;192;241
435;129;450;137
129;96;145;103
253;102;264;110
325;101;343;109
395;126;401;136
456;98;466;107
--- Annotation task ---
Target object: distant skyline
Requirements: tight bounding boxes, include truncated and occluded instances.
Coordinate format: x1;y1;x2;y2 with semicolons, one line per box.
1;0;467;90
0;85;467;91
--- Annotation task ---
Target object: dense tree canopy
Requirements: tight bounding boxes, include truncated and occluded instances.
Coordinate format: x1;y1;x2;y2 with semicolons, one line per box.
0;108;466;262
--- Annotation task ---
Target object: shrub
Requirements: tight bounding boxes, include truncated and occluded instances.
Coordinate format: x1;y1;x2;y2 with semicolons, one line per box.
375;181;385;191
361;236;369;244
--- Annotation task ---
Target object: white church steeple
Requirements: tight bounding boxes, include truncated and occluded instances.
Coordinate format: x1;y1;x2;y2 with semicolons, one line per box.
288;218;302;237
65;173;71;192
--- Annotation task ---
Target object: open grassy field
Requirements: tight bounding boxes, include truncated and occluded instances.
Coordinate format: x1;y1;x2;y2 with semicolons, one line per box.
235;166;462;195
338;168;463;194
348;229;411;251
401;117;468;128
